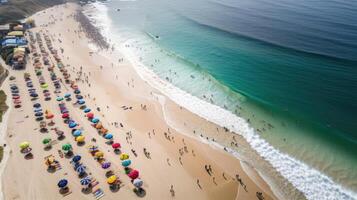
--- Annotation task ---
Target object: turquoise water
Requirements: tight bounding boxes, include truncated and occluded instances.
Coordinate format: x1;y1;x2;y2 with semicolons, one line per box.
87;0;357;198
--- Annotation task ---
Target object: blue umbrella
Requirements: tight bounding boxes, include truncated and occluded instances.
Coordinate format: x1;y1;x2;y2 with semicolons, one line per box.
121;159;131;167
91;118;99;123
75;165;86;174
76;95;83;99
74;90;81;94
72;155;81;163
80;177;91;186
101;162;111;169
78;99;85;105
64;93;71;98
57;179;68;188
104;134;113;140
84;108;91;113
73;130;82;137
34;108;42;113
69;122;77;128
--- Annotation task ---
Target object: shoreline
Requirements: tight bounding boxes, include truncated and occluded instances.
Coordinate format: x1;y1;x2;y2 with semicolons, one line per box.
83;1;357;200
0;3;277;200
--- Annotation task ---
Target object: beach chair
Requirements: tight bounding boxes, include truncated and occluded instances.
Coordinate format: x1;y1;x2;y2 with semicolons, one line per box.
93;188;104;199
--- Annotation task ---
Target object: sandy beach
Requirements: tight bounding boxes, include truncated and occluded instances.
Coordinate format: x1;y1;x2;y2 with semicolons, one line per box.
0;3;277;200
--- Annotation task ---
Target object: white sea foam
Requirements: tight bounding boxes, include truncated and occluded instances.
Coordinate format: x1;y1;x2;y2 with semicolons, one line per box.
84;2;357;200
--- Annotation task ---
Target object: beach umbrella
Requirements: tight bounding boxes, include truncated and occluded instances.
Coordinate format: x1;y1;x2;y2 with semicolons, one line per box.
76;135;85;143
74;89;81;94
56;97;64;101
133;178;143;188
107;175;117;184
94;151;104;158
42;138;51;145
95;123;103;129
46;113;54;119
119;153;129;160
101;162;111;169
78;99;85;105
76;165;86;174
69;122;77;128
35;112;43;117
128;170;139;179
41;83;48;89
121;159;131;167
73;130;82;137
91;118;99;124
62;143;72;151
62;113;69;118
76;95;83;99
80;177;91;186
72;155;81;163
86;113;94;119
112;143;121;149
57;179;68;188
104;133;113;140
84;108;91;113
19;141;30;149
88;145;98;152
64;93;71;98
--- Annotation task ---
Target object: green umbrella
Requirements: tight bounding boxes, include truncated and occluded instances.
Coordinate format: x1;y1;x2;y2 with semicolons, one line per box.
42;138;52;145
62;143;72;151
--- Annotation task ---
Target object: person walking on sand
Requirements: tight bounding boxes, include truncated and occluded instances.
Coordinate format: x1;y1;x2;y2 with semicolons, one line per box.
170;185;175;197
197;179;202;189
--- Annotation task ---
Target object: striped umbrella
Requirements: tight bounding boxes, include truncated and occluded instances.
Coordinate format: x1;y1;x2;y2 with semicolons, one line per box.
101;162;111;169
80;177;91;186
76;165;86;174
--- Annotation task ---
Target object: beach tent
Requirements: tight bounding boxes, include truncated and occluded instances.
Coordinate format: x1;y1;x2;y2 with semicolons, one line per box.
133;178;143;188
128;170;139;179
121;159;131;167
107;175;117;184
57;179;68;188
7;31;23;37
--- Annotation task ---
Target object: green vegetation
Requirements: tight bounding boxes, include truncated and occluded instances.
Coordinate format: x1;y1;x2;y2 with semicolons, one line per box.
0;146;3;162
0;90;7;123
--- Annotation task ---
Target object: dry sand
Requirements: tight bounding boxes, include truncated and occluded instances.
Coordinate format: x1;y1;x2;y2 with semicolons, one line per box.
0;3;277;200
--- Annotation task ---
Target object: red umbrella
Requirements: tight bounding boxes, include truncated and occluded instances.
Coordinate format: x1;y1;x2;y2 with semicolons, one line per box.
128;170;139;179
62;113;69;118
86;113;94;119
111;143;121;149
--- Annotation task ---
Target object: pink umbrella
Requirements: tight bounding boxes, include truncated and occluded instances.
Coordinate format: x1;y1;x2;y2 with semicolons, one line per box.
111;143;121;149
128;170;139;179
86;113;94;119
62;113;69;118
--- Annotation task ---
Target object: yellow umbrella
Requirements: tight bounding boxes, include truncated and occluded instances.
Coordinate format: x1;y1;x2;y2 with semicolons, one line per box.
41;83;48;89
94;151;104;158
107;175;117;184
19;141;30;149
119;153;129;160
76;135;85;143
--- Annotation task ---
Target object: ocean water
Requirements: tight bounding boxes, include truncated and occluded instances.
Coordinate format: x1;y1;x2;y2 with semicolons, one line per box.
83;0;357;199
